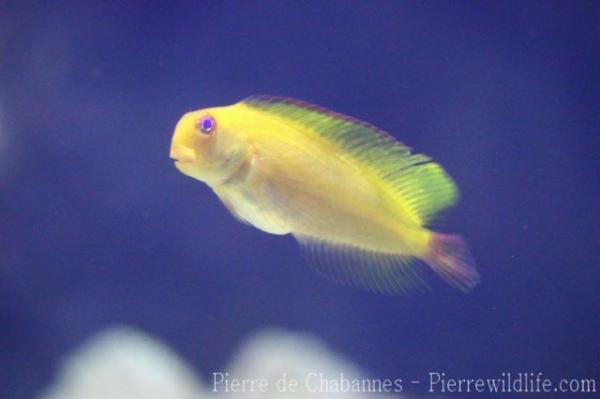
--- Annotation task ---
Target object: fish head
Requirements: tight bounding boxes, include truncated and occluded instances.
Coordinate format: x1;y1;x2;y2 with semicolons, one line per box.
170;106;250;186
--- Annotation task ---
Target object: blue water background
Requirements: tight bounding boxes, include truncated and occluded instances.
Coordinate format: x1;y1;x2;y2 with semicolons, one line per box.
1;1;598;398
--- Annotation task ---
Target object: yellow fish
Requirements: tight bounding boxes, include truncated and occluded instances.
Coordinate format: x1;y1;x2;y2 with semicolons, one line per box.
170;96;479;294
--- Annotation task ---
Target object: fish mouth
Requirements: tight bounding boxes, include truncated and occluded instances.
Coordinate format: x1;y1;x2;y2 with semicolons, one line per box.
170;146;196;164
171;158;191;165
173;160;191;169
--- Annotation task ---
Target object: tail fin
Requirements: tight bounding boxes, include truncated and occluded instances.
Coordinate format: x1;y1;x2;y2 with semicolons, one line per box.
425;234;479;292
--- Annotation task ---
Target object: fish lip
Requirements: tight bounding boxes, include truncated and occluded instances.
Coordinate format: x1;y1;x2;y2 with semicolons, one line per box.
173;159;192;166
170;147;196;163
169;151;196;164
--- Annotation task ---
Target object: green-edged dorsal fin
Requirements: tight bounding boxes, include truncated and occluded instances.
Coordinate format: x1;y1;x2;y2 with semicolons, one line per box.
242;95;459;226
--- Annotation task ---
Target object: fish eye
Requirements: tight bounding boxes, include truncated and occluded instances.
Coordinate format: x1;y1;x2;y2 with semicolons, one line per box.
197;115;216;135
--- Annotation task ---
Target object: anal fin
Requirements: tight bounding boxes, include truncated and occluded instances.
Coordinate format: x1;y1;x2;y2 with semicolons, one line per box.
295;235;428;295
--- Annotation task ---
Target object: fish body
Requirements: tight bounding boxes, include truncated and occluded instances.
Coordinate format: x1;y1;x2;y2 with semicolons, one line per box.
170;96;479;294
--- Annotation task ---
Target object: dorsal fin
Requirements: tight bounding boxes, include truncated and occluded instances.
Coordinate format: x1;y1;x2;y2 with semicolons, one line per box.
242;95;459;226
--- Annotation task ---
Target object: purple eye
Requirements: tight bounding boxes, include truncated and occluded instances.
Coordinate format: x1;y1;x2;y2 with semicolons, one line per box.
198;115;216;134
